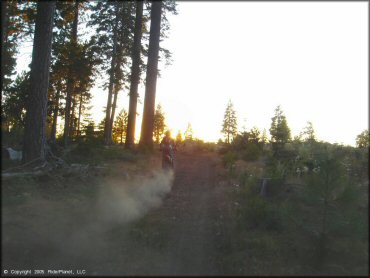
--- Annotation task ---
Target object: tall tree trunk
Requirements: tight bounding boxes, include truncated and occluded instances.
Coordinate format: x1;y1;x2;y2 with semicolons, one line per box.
76;92;83;141
63;83;73;145
69;94;78;140
1;1;8;94
125;0;143;149
68;98;73;139
108;42;123;143
72;1;79;40
50;84;61;142
104;2;119;145
23;1;56;163
108;84;119;143
139;1;162;148
63;0;79;146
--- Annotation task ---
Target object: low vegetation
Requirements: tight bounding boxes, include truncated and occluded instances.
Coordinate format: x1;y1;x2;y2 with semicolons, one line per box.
220;137;368;275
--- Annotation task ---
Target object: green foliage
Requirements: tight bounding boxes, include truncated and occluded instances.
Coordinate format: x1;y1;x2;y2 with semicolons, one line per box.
112;109;128;144
221;100;238;144
236;173;283;231
266;160;287;185
2;1;36;89
269;105;291;145
191;139;217;152
222;151;238;174
289;146;367;270
231;140;368;275
1;126;24;148
2;71;30;130
184;123;193;141
65;143;138;164
49;2;102;143
355;129;369;148
300;154;365;233
78;120;104;144
85;121;95;140
240;195;283;231
231;129;264;161
175;130;183;145
153;104;166;143
299;121;317;143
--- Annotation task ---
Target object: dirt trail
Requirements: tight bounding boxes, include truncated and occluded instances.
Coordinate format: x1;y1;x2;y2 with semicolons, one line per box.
142;151;230;275
103;151;233;275
2;151;234;276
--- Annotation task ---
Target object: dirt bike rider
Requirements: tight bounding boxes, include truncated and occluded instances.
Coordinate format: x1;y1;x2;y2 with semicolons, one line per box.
160;130;176;169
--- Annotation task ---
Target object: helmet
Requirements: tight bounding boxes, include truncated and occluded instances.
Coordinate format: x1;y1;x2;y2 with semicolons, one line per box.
165;130;171;136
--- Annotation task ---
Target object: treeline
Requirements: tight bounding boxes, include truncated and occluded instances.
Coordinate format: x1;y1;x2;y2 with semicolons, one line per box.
221;100;370;153
1;1;177;163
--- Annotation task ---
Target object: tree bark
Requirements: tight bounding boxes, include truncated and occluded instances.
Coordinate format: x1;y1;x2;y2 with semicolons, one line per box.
50;84;61;142
125;0;144;149
108;84;119;143
76;92;83;141
104;2;120;145
139;1;162;148
23;1;56;163
1;1;8;94
63;0;79;146
72;1;79;40
69;94;77;139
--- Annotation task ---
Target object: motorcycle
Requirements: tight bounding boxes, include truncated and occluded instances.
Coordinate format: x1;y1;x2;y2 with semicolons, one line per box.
161;144;175;171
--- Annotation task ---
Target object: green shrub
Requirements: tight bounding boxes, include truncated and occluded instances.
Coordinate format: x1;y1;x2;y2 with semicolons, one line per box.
236;173;283;231
222;151;238;174
238;194;283;231
65;143;139;164
265;160;288;186
240;144;261;161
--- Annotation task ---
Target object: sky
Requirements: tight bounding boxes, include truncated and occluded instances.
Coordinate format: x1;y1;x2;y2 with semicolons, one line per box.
16;1;368;146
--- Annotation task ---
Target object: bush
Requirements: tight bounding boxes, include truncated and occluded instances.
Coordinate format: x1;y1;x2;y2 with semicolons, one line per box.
238;193;283;231
222;151;238;174
230;140;368;275
240;143;261;161
65;143;139;164
1;126;24;147
236;172;283;231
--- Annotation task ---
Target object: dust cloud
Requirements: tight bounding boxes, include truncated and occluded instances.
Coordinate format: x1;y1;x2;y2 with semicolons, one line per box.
2;169;175;272
96;170;175;225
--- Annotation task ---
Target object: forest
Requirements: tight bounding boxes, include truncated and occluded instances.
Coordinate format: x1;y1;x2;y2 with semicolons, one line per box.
1;1;369;276
2;0;176;163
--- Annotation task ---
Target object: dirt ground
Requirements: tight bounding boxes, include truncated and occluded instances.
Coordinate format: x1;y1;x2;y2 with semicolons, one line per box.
2;150;236;276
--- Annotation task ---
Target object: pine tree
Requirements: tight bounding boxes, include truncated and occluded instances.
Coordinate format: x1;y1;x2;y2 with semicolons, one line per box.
184;123;194;141
1;1;36;94
113;109;128;144
126;0;177;148
22;1;56;163
269;105;291;144
63;0;80;146
261;128;268;145
221;100;238;144
83;120;95;142
356;130;369;148
125;0;144;149
88;1;136;146
140;1;163;148
300;121;316;143
176;130;183;145
49;1;100;144
153;104;166;143
2;71;30;132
